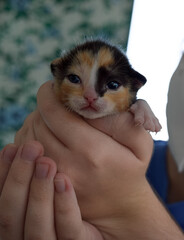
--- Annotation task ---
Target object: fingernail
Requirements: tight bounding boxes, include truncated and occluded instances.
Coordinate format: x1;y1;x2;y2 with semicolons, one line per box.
54;174;66;193
2;145;17;162
21;143;41;161
35;163;49;178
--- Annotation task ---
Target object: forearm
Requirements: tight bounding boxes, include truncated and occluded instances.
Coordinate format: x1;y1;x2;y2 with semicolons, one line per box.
122;181;183;240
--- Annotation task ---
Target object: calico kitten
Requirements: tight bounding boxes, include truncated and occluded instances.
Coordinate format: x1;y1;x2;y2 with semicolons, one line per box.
50;39;147;119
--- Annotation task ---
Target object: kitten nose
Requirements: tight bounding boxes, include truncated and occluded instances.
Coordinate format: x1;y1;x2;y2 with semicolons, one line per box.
84;95;97;104
84;88;98;103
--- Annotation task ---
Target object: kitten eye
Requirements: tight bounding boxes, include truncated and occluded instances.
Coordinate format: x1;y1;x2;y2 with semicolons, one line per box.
107;81;120;90
67;74;81;84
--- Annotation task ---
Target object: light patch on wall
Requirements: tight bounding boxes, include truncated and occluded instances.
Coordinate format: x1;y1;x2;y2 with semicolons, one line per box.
127;0;184;140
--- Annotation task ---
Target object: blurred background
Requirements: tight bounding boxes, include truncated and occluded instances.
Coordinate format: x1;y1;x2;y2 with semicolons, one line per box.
127;0;184;141
1;0;184;149
0;0;133;148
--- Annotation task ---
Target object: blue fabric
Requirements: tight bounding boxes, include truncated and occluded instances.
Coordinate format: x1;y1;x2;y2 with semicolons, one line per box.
147;140;184;230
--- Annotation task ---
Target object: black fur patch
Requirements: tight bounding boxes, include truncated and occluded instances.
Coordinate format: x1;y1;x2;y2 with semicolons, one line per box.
51;39;147;101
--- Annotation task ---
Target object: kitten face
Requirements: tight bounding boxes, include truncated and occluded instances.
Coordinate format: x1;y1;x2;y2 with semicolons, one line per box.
51;40;146;119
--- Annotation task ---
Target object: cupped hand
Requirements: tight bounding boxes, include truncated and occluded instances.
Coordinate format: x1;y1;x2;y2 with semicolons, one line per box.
0;142;104;240
15;81;153;233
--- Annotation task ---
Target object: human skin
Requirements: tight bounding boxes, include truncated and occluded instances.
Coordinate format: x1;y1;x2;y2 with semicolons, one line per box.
0;143;183;240
15;81;153;220
0;141;104;240
0;81;182;239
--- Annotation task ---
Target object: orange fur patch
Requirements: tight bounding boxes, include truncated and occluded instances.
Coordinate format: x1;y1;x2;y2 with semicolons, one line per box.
104;87;131;112
54;80;83;104
97;47;114;68
76;51;95;67
67;51;94;86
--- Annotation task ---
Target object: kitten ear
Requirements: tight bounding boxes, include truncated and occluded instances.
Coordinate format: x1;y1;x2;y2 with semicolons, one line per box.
129;68;147;91
50;58;62;77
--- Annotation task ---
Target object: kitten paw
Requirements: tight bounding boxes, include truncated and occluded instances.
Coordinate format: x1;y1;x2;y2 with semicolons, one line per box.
129;99;162;133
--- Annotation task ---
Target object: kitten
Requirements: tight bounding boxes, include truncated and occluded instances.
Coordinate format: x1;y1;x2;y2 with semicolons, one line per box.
51;39;161;131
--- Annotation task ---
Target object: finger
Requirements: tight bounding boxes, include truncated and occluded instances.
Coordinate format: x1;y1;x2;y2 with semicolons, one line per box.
0;144;18;194
32;110;74;171
0;141;43;240
87;112;153;163
14;111;37;145
54;173;102;240
54;173;83;239
25;157;57;240
37;81;104;150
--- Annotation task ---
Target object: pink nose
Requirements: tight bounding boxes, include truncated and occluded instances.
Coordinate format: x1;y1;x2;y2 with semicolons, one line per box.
84;95;97;104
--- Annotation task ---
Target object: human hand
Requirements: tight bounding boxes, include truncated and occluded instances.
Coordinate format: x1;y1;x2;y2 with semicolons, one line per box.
15;81;153;221
0;141;56;239
0;142;103;240
4;143;182;240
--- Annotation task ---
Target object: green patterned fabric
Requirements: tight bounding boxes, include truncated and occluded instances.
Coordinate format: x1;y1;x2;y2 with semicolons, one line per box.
0;0;134;149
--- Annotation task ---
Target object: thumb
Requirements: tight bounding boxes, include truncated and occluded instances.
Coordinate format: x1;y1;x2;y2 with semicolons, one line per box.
54;173;103;240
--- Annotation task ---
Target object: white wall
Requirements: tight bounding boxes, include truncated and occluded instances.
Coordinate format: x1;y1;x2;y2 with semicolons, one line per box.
127;0;184;140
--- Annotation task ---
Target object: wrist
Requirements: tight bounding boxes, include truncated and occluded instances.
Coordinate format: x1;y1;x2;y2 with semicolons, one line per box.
92;180;183;240
121;180;183;239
